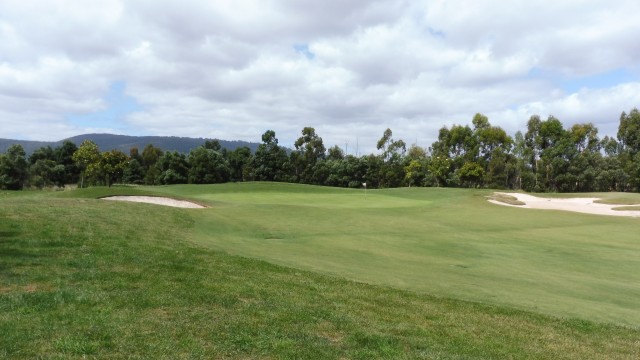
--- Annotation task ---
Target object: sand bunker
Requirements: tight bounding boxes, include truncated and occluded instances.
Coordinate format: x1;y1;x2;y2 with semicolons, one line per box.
102;196;206;208
489;192;640;217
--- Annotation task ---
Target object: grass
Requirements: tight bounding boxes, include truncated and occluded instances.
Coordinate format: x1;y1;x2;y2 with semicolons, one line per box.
592;192;640;205
612;205;640;211
142;183;640;328
1;184;640;358
487;192;525;205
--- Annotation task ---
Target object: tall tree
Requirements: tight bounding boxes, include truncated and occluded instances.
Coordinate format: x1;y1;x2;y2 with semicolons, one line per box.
99;150;129;187
616;109;640;190
54;140;79;185
404;145;428;187
122;158;145;185
226;146;252;182
142;144;164;185
293;127;326;184
252;130;290;182
155;151;189;185
188;146;230;184
376;128;406;188
0;145;28;190
617;108;640;155
72;140;101;188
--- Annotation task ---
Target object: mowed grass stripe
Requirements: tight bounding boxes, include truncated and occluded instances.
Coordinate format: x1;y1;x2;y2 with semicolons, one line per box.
1;190;639;358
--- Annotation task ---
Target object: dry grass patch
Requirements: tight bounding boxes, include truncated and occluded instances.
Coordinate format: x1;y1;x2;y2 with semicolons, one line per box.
612;205;640;211
488;193;525;206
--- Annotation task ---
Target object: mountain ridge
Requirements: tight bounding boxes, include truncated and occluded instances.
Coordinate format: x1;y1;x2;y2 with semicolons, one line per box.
0;133;260;155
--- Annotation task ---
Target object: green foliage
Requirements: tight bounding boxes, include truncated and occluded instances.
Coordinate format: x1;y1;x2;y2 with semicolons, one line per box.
427;155;451;187
617;108;640;155
293;127;326;184
457;161;485;187
141;144;164;185
187;146;230;184
29;160;66;189
72;140;101;188
99;150;129;187
226;146;252;182
251;130;290;182
55;140;80;184
0;144;28;190
404;159;425;187
122;159;144;185
375;128;406;188
6;107;640;193
155;151;189;184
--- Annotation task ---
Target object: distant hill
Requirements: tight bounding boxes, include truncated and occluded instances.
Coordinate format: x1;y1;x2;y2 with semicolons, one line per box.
0;134;260;155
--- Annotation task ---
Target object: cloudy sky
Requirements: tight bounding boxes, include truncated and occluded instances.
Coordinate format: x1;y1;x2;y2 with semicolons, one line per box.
2;0;640;153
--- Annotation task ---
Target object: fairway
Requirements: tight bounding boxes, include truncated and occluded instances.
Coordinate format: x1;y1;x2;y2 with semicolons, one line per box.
144;183;640;328
3;184;640;358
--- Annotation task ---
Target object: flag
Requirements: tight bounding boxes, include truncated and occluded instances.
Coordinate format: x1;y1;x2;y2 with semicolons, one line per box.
362;182;367;187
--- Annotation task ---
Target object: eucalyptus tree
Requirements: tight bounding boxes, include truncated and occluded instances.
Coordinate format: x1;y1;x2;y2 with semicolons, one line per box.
404;144;428;187
226;146;252;182
564;123;602;192
188;145;230;184
155;151;189;185
141;144;164;185
617;108;640;190
252;130;290;182
55;140;79;184
99;150;129;187
72;140;101;188
28;146;59;188
0;145;28;190
122;147;145;184
376;128;406;188
292;127;326;184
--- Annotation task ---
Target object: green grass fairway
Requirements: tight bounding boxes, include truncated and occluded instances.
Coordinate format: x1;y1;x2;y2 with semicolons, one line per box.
142;183;640;328
2;184;640;358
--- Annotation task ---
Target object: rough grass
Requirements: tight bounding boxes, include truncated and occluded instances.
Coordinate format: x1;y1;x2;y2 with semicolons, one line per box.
612;205;640;211
2;185;640;358
487;192;526;205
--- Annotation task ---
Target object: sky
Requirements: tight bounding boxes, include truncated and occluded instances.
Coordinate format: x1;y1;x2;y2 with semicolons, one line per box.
1;0;640;154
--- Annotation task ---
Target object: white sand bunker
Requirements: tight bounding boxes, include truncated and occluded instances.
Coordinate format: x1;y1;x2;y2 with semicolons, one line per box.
102;196;206;208
489;192;640;217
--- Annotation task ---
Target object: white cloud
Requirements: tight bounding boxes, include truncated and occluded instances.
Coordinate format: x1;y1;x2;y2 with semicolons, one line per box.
1;0;639;154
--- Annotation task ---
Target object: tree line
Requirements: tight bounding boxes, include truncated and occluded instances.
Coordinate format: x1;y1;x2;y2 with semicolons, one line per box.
2;108;640;192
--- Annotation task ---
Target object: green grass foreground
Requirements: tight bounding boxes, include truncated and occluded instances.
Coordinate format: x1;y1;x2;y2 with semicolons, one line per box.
1;184;639;359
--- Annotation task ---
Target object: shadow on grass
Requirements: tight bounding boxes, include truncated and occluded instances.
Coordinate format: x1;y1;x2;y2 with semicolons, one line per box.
0;229;44;275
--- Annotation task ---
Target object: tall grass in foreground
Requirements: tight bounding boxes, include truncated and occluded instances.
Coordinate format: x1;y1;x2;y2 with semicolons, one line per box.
0;189;639;358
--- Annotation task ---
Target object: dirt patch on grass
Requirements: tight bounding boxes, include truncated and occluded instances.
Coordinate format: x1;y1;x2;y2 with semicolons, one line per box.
0;283;55;293
102;196;206;209
489;192;640;217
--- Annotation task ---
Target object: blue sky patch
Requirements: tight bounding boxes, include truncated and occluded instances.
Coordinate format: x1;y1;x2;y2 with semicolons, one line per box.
528;67;637;93
294;44;315;60
67;80;142;132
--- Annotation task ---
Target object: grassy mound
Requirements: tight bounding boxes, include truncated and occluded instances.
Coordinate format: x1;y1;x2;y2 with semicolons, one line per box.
1;185;639;358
